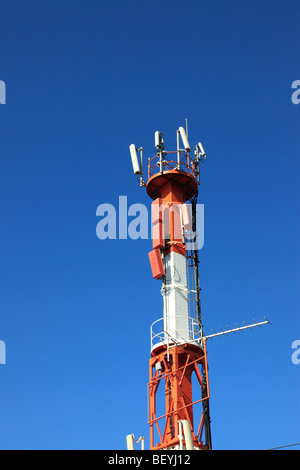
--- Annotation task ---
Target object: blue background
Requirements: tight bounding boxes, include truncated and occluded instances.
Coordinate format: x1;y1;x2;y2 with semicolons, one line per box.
0;0;299;450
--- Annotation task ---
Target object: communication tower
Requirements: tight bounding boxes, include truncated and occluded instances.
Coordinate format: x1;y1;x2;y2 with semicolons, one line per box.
127;123;270;450
129;124;211;450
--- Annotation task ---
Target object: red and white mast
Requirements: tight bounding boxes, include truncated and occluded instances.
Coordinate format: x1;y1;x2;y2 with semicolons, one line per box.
129;124;212;450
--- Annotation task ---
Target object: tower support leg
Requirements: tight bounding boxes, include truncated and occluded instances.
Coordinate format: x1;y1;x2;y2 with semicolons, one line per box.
148;341;211;450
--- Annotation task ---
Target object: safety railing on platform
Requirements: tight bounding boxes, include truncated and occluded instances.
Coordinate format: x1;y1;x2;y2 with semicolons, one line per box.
150;315;203;351
148;151;198;180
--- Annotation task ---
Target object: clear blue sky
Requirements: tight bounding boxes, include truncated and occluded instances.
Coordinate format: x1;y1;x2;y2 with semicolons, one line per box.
0;0;299;450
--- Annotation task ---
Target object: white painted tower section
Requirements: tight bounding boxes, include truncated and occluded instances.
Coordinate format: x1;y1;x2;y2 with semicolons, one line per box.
163;251;190;344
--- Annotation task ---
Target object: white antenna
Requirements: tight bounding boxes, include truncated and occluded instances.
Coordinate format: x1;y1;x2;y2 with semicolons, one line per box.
155;131;164;150
126;434;145;450
129;144;140;175
203;317;271;341
197;142;206;158
178;126;191;152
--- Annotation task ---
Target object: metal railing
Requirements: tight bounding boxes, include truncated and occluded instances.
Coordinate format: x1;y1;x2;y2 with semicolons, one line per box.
150;315;203;351
148;151;197;180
